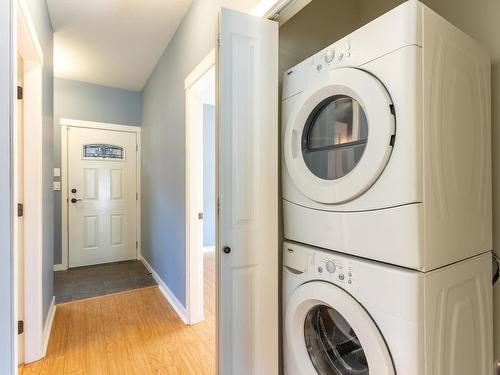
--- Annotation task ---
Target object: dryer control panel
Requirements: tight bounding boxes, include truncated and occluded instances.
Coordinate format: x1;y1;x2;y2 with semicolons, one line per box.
313;37;354;74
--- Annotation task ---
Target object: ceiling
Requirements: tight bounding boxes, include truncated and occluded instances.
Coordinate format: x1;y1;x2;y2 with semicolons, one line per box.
47;0;193;91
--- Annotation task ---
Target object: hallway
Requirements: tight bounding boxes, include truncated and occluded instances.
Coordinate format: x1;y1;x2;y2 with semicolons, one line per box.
21;252;216;374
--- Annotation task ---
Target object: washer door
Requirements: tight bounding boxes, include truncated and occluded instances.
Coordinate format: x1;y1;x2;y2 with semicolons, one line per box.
285;282;395;375
284;68;395;204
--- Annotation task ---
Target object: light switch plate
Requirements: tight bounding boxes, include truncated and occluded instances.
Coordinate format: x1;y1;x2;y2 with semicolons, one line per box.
53;167;60;177
53;181;61;191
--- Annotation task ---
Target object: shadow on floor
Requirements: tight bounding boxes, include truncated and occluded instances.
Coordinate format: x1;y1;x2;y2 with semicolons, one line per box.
54;260;157;304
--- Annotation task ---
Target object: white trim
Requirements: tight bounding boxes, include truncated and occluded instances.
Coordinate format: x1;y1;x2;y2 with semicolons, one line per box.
136;132;142;260
60;118;142;133
60;119;142;270
17;0;43;65
139;256;188;324
251;0;310;23
60;125;68;270
53;264;66;272
185;51;216;326
15;0;46;365
203;246;215;253
42;297;56;356
184;49;216;89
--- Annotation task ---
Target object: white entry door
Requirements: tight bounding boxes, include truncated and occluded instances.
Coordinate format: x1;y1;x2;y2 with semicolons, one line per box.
68;127;138;268
218;8;278;374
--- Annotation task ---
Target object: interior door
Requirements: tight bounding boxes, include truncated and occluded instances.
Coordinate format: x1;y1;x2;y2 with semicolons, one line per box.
68;127;137;267
218;8;278;374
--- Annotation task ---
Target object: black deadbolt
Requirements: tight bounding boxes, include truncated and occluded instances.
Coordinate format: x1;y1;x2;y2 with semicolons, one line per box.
223;246;231;254
71;188;77;194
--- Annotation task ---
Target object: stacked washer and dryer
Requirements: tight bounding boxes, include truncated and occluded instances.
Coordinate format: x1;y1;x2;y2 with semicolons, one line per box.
282;1;493;375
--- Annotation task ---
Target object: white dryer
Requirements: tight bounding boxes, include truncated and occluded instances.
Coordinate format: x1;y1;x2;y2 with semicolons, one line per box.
282;241;493;375
282;1;492;271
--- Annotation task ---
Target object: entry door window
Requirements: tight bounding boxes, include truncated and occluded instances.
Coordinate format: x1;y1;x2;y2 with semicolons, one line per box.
304;304;369;375
302;96;368;180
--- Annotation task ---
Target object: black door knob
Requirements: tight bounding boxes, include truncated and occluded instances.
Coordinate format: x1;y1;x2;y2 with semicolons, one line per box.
223;246;231;254
71;198;77;203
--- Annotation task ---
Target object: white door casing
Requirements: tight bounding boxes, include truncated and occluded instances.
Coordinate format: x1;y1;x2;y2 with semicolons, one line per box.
218;8;279;374
16;54;25;365
185;54;216;325
67;127;138;267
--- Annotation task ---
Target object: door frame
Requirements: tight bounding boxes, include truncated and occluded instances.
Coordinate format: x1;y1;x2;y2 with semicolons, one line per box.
59;118;142;271
184;49;216;325
15;0;47;365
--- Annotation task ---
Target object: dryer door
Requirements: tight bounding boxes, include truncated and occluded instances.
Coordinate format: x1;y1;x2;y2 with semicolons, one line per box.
285;281;395;375
284;68;395;204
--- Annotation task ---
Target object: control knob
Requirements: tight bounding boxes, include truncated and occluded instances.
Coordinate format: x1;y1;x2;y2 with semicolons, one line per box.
326;261;336;274
325;50;335;63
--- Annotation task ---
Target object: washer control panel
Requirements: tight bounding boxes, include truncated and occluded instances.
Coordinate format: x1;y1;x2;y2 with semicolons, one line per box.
311;253;355;286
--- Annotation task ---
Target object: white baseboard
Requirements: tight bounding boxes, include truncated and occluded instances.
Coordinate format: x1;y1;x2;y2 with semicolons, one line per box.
53;264;67;271
42;297;56;356
203;246;215;253
139;256;188;324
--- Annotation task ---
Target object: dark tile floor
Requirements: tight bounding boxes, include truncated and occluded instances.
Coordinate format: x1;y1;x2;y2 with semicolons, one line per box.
54;260;158;304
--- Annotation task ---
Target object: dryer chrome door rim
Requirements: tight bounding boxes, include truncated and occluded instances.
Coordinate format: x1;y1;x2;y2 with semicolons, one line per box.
284;68;395;204
285;281;395;375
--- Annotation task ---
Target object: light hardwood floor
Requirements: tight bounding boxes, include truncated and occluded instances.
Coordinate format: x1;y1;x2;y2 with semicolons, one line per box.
21;252;216;374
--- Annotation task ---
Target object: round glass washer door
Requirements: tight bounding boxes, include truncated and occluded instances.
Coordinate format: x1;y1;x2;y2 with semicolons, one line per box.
285;281;395;375
284;68;395;204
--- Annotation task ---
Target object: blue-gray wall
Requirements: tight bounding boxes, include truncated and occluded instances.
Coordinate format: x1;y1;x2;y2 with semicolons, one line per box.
25;0;55;328
53;78;142;264
203;104;215;247
0;1;14;372
141;0;219;307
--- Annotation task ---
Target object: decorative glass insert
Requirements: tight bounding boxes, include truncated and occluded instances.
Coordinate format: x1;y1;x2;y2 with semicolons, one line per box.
83;144;124;159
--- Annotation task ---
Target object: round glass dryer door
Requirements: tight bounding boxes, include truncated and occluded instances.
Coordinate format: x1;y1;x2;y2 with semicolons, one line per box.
302;95;369;181
284;68;395;204
285;282;395;375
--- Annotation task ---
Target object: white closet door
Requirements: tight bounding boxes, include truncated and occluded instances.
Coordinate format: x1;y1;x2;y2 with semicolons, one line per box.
218;7;279;375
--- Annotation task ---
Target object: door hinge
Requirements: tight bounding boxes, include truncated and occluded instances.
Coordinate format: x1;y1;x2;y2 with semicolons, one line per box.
17;86;23;100
136;144;138;151
136;241;138;249
217;33;220;47
136;192;138;200
17;203;24;217
217;198;220;214
18;320;24;335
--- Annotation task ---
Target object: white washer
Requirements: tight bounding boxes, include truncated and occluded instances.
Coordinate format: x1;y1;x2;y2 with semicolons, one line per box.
282;241;493;375
282;1;492;271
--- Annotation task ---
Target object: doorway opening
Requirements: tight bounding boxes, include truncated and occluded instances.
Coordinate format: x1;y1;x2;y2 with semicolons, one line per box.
185;51;216;328
57;120;155;303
